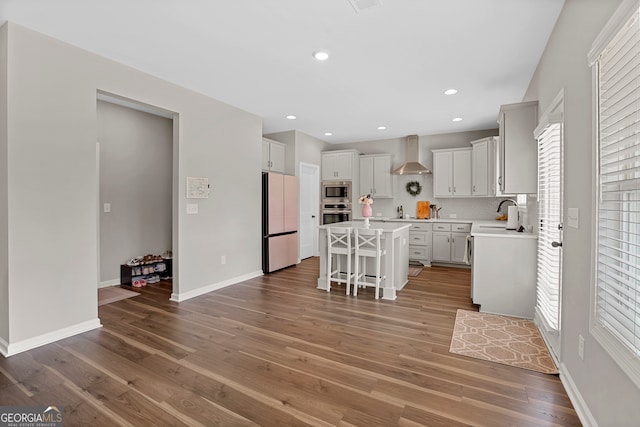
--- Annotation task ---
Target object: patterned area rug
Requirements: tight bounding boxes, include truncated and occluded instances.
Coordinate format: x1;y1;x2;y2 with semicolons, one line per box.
98;286;139;306
449;309;558;374
408;266;423;276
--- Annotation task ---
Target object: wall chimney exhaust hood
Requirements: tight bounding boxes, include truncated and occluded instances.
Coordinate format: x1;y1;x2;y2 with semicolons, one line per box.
392;135;431;175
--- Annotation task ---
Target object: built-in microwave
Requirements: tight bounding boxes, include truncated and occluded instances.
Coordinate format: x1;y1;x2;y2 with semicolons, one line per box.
322;181;351;203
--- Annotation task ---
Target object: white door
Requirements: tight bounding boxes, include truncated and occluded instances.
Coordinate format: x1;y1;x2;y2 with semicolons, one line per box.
534;93;564;360
299;163;320;259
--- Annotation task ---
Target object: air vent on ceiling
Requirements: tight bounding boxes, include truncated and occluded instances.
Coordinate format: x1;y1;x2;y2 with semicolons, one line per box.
348;0;383;13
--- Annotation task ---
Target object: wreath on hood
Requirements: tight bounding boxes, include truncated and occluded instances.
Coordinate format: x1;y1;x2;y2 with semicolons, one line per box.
406;181;422;196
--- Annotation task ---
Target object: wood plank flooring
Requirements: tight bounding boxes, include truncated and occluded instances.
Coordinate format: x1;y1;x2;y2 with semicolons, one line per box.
0;258;581;426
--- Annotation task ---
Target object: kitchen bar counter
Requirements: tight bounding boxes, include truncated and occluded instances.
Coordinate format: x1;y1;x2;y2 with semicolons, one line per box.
317;220;410;300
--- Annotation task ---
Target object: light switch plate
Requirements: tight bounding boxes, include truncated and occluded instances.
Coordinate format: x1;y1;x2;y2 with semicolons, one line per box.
187;203;199;214
567;208;579;228
103;203;111;213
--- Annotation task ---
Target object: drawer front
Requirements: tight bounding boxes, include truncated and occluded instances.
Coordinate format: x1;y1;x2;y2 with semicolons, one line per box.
452;223;472;232
409;232;428;245
433;223;452;231
409;246;428;259
410;222;432;231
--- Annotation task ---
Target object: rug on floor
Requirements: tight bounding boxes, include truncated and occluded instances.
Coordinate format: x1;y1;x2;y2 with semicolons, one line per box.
408;266;423;276
449;309;558;374
98;286;139;306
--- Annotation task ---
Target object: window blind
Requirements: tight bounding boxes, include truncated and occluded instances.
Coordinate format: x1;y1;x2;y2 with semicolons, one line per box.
536;122;563;331
595;6;640;357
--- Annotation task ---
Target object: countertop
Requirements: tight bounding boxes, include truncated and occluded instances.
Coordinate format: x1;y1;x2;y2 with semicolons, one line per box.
346;217;537;239
353;217;478;224
470;221;537;239
319;220;411;232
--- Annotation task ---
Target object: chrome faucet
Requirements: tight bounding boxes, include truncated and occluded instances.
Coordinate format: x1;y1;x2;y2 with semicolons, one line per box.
496;198;518;213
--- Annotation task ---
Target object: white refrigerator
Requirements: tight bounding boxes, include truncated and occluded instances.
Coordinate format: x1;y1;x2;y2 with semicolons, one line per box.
262;172;298;273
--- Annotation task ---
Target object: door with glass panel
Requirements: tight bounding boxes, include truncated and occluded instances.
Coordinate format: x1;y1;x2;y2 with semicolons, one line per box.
534;92;565;360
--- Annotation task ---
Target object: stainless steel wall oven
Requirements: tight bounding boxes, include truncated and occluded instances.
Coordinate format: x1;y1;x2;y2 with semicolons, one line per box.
321;202;351;225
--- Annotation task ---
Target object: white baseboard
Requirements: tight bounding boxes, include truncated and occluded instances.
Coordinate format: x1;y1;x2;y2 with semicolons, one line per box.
170;270;263;302
99;279;121;288
0;336;8;357
559;362;598;427
0;318;102;357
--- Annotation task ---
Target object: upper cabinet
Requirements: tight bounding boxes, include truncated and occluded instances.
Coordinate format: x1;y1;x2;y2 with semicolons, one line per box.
262;138;286;173
498;101;538;194
359;154;393;198
322;150;358;181
432;148;472;198
470;136;498;197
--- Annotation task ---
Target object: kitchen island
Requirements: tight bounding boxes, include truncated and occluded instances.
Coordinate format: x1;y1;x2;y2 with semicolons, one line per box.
470;221;538;318
317;221;410;300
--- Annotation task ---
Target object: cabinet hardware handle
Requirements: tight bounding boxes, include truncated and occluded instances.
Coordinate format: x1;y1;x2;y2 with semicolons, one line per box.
552;241;562;247
473;185;476;192
498;176;502;185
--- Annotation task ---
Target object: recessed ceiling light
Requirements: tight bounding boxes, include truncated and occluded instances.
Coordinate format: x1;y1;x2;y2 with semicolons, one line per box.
286;115;297;120
452;117;463;122
324;132;333;136
313;50;329;61
377;126;387;130
444;88;458;95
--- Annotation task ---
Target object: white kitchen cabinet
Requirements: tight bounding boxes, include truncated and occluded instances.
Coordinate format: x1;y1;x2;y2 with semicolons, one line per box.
359;154;393;198
471;136;498;197
451;232;469;263
322;150;357;180
262;138;285;173
498;101;538;194
431;222;471;264
432;148;472;198
408;222;432;266
432;232;452;262
471;233;537;318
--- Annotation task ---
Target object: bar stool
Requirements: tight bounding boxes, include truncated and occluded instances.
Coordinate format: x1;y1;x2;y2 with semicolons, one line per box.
353;227;386;299
326;226;355;295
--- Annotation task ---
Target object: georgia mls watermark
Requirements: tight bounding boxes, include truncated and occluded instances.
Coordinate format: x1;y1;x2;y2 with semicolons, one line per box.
0;406;63;427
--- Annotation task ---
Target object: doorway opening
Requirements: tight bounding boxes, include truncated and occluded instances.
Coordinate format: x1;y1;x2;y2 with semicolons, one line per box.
96;91;178;299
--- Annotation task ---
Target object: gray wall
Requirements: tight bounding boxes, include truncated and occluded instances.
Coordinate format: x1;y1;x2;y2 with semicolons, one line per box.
2;22;262;349
0;24;8;343
331;129;501;220
524;0;640;425
97;100;172;284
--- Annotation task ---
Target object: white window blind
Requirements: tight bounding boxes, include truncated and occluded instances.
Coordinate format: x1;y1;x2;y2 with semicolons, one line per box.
595;5;640;358
536;122;563;332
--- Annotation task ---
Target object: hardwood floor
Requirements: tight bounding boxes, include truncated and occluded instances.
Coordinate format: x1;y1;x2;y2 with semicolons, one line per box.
0;258;580;426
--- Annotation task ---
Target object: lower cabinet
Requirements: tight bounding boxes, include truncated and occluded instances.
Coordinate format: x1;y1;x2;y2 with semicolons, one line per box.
431;223;471;264
408;222;432;266
472;234;537;318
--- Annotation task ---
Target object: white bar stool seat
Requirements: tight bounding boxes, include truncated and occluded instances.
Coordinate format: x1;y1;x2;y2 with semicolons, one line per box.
326;226;355;295
353;228;386;299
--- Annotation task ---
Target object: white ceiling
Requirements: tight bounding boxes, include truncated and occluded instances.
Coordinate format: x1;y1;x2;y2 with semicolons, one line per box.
0;0;564;144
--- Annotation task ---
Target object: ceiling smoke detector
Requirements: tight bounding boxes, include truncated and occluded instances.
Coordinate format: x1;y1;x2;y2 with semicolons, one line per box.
348;0;383;13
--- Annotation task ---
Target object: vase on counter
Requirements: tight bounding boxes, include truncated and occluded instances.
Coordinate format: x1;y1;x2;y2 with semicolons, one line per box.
362;204;372;228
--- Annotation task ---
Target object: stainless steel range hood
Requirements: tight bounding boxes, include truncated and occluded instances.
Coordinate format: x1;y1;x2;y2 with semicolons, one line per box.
392;135;431;175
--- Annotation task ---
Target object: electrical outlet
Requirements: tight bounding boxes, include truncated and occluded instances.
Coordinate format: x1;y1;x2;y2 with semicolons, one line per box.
449;213;457;218
103;203;111;213
578;334;585;360
221;255;226;265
